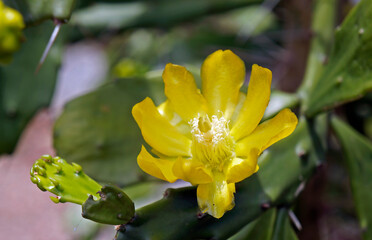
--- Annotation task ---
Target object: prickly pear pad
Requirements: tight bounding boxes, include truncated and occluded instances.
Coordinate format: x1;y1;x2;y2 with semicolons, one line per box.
30;155;102;204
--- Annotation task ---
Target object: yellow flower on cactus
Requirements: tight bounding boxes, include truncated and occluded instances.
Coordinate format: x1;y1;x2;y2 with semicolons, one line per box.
132;50;298;218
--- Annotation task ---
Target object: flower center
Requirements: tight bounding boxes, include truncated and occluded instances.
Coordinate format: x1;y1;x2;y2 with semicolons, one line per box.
189;114;235;171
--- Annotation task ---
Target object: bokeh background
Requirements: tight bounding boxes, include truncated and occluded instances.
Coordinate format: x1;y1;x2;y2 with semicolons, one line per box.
0;0;370;239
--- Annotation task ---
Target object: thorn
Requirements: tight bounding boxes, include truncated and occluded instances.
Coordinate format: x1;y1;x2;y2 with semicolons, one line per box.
288;210;302;231
163;189;171;198
261;202;271;210
316;163;325;172
115;224;126;232
336;76;343;84
35;21;62;74
197;212;206;219
294;182;305;197
98;191;107;201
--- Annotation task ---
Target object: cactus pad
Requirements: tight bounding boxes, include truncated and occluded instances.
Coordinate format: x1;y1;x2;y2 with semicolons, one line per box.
30;155;102;205
82;185;135;225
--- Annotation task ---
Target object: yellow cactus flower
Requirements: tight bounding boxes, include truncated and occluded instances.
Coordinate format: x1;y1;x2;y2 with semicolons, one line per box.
0;0;25;64
132;50;298;218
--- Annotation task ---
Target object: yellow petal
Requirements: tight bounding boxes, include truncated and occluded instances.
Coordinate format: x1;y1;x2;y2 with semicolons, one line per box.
236;108;298;156
229;92;246;126
230;64;272;141
157;100;192;138
132;97;192;157
137;146;178;182
197;177;235;218
172;157;213;185
201;50;245;119
226;149;259;184
163;64;208;121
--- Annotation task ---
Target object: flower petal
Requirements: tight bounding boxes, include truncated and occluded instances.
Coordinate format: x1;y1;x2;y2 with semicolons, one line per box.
197;177;236;218
236;108;298;156
229;92;246;126
137;146;178;182
132;97;192;157
157;100;192;138
230;64;272;141
201;50;245;119
163;63;208;121
172;158;213;185
226;149;259;184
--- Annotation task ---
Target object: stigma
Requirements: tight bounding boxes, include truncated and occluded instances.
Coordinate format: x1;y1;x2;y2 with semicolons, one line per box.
189;114;235;171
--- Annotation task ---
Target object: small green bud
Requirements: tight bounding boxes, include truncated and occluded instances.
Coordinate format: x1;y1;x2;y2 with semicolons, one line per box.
0;2;24;64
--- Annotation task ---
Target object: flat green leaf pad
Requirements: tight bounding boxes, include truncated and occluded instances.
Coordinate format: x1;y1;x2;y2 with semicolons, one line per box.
0;22;62;154
30;155;102;204
303;0;372;116
82;185;135;225
331;117;372;239
53;77;165;184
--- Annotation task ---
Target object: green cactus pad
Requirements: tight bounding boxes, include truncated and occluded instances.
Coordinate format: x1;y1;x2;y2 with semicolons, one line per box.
331;117;372;240
302;0;372;116
82;185;135;225
30;155;102;205
0;21;63;154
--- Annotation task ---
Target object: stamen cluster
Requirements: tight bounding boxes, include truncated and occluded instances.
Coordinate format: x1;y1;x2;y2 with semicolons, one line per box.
189;114;235;171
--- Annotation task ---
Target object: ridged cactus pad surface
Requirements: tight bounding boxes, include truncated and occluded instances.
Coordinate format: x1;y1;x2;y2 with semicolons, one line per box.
332;117;372;240
82;185;135;225
30;155;102;204
303;0;372;116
